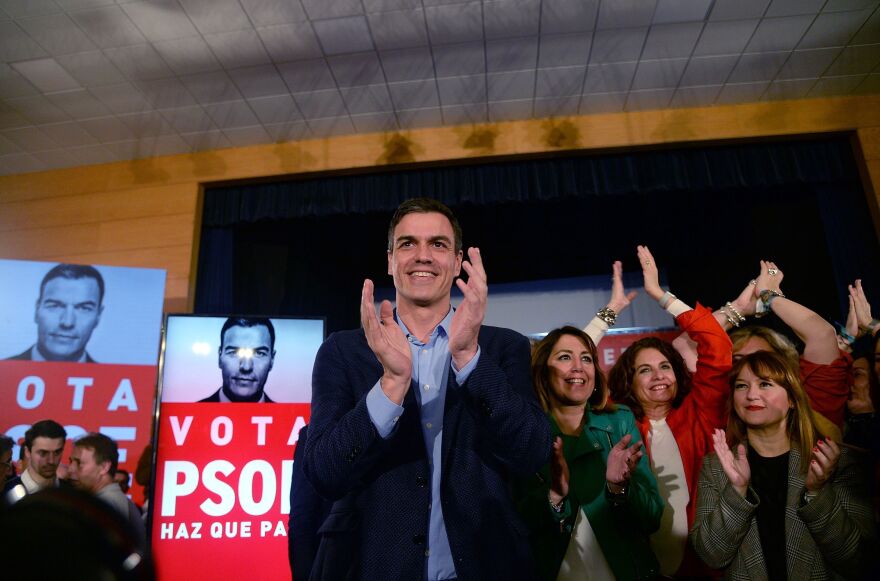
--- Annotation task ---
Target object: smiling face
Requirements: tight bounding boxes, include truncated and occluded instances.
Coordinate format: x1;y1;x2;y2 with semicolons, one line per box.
632;347;678;411
733;364;792;430
218;324;275;399
34;276;103;361
387;211;462;312
547;334;596;408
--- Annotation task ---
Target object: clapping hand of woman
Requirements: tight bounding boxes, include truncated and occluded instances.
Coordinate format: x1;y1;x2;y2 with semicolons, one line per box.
805;437;840;493
606;433;644;494
711;429;750;498
548;437;570;507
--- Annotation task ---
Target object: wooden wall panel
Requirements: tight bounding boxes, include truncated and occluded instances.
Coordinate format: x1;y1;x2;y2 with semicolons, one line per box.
1;95;879;314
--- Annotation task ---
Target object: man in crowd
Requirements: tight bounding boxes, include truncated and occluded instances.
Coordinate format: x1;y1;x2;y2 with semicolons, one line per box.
68;432;145;549
302;198;551;580
200;317;277;402
0;435;15;486
7;263;104;362
2;420;66;501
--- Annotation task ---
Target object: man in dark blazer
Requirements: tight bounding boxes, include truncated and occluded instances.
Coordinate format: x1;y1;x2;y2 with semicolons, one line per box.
302;198;552;580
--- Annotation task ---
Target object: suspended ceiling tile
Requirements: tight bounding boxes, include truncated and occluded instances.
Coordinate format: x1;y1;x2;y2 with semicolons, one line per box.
180;71;243;105
120;0;199;42
654;0;713;24
12;58;81;92
809;73;868;96
851;7;880;43
765;0;825;18
89;82;150;114
0;22;49;62
123;133;191;158
853;72;880;94
748;15;815;53
642;22;704;59
535;66;586;98
340;84;394;114
625;88;675;111
277;59;337;92
40;121;99;147
5;94;70;124
312;16;374;55
0;63;39;98
202;100;260;129
246;95;303;125
159;104;217;133
307;115;355;137
0;133;21;155
488;99;532;121
32;148;80;169
486;70;535;101
223;125;272;147
257;22;323;63
824;0;879;11
55;0;116;10
631;58;688;90
133;77;198;109
68;5;147;48
204;29;272;69
17;13;97;55
66;143;119;166
590;28;648;63
2;125;58;150
0;102;30;130
0;152;45;175
301;0;362;20
56;50;127;87
437;74;486;105
262;120;310;142
363;0;420;13
380;47;434;82
0;0;64;19
483;0;539;39
45;88;111;117
387;79;440;109
486;37;538;72
104;44;174;81
728;51;791;82
328;52;385;87
368;8;428;50
177;0;251;35
396;107;441;129
179;129;232;151
597;0;657;29
118;111;177;137
825;44;880;75
679;55;739;86
798;9;875;49
227;64;290;99
425;2;483;45
350;111;398;133
669;84;722;107
432;42;484;77
541;0;598;34
293;88;348;119
709;0;771;21
441;102;487;124
763;78;817;99
777;47;842;79
538;33;591;68
582;62;638;93
578;91;627;113
153;37;223;75
239;0;307;27
715;80;769;103
693;19;760;56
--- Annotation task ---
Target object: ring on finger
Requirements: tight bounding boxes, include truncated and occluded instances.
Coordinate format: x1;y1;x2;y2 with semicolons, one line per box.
768;268;778;276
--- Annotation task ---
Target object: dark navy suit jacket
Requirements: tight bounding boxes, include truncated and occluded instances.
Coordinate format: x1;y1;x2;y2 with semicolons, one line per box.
302;324;552;581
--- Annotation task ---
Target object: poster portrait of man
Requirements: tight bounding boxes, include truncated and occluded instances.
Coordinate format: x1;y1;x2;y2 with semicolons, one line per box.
200;317;277;403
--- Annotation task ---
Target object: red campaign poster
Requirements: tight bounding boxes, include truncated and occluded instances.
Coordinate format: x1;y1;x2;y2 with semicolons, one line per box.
151;403;309;581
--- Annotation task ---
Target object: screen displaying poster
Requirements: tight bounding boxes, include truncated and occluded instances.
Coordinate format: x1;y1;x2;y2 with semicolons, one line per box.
149;315;323;581
0;258;166;505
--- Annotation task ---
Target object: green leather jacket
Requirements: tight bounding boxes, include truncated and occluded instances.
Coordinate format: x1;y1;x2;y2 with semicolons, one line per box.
516;404;663;580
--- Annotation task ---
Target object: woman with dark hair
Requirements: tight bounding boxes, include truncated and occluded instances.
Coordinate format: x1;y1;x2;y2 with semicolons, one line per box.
518;325;663;580
607;246;732;577
691;350;873;579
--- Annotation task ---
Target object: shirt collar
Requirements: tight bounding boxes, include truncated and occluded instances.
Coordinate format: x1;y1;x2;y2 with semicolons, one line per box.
395;306;454;342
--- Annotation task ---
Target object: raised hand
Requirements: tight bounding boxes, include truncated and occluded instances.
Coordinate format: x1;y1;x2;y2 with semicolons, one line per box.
805;437;840;492
636;245;664;301
848;279;874;334
712;429;750;497
607;260;638;313
548;437;570;506
606;433;644;489
449;247;487;369
732;279;758;317
754;260;784;296
361;279;412;404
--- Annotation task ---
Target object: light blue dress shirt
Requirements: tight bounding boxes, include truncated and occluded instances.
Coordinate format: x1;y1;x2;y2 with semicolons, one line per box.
365;307;480;581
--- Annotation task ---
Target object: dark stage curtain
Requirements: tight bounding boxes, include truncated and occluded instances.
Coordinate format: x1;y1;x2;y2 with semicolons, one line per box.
196;137;879;334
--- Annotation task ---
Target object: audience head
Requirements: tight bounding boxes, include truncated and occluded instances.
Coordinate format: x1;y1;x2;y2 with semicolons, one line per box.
608;337;691;420
0;435;14;484
849;339;879;416
730;325;799;370
531;326;613;413
69;433;118;494
23;420;67;483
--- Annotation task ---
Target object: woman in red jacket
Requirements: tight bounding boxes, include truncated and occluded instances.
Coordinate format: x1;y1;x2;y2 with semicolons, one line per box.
608;245;733;577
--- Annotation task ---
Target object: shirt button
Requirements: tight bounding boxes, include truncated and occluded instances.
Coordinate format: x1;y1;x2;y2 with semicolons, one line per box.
425;550;430;557
412;534;426;545
423;384;430;390
425;422;432;429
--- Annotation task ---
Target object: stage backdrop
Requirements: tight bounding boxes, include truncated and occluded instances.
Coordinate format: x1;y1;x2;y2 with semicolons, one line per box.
0;258;166;505
149;315;323;581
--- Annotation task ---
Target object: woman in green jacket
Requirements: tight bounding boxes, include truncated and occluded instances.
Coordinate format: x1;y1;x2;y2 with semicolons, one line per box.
518;326;664;580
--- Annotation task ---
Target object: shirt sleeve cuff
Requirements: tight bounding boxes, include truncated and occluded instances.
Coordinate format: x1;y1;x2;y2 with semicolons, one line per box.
366;381;404;439
452;345;481;384
667;299;692;318
583;317;609;345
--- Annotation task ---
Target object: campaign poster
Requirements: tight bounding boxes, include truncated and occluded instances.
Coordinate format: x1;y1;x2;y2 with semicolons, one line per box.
0;258;166;505
150;315;323;581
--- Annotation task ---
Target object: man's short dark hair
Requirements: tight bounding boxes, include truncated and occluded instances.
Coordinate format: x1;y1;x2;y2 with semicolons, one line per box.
220;317;276;351
74;433;118;476
0;435;13;456
23;420;67;450
39;264;105;305
387;198;463;253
